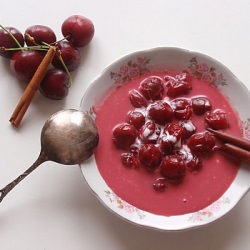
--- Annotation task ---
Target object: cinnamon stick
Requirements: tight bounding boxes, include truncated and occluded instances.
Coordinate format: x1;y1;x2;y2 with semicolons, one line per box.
9;46;56;127
219;143;250;163
207;128;250;151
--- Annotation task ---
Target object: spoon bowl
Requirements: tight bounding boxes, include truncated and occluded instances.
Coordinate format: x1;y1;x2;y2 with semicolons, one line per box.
41;109;99;165
0;109;99;203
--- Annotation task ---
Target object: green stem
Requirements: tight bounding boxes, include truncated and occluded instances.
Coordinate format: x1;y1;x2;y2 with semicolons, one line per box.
45;42;73;88
55;49;73;88
4;45;49;52
0;24;23;49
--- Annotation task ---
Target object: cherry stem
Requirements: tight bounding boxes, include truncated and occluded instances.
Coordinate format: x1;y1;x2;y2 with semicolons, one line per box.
0;151;48;203
55;48;72;88
0;24;23;50
51;35;69;44
0;25;73;88
25;32;39;46
4;45;49;52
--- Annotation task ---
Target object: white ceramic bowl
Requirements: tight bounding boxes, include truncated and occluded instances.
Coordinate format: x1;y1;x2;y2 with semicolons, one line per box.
79;47;250;231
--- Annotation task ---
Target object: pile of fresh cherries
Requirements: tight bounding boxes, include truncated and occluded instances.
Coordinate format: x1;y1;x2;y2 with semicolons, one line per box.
112;73;229;192
0;15;94;99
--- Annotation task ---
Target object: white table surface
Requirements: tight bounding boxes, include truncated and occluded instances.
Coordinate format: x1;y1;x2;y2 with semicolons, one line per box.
1;0;250;249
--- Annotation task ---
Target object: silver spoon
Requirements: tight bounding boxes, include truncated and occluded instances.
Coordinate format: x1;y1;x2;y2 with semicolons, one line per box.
0;109;99;203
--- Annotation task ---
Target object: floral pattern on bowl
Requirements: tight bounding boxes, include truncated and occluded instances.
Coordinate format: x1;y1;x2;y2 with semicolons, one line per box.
105;190;146;220
110;57;150;84
188;196;230;222
187;57;227;87
80;47;250;231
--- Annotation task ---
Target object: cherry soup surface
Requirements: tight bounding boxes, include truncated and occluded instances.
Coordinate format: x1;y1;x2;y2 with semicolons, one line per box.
93;71;241;216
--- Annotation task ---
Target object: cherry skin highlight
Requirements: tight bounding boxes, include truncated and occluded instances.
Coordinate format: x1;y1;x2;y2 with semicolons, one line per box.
205;109;229;130
139;76;164;101
129;89;148;108
112;123;137;150
126;110;145;129
61;15;95;47
160;155;186;180
139;144;162;170
188;131;216;156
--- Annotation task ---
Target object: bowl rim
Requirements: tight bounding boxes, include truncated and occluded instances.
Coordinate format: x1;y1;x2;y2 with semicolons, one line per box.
79;46;250;231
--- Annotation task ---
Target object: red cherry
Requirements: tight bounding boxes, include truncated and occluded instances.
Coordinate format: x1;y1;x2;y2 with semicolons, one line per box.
61;15;95;47
192;96;211;115
205;109;229;130
165;73;192;97
0;27;24;58
177;151;202;171
170;98;192;120
129;89;148;108
160;155;186;180
112;123;137;149
186;154;202;171
52;41;80;71
147;101;174;125
139;76;164;100
139;144;162;170
24;25;56;46
159;135;174;155
153;178;167;192
180;120;196;139
130;143;140;156
126;110;145;129
165;122;183;142
39;68;69;100
139;121;161;144
121;152;140;168
10;50;43;82
176;72;192;83
188;131;216;156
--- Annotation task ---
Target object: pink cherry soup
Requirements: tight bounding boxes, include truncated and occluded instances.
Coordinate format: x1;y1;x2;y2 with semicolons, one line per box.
93;71;241;216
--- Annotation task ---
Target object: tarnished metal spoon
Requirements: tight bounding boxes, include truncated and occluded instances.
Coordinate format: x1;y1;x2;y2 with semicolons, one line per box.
0;109;99;203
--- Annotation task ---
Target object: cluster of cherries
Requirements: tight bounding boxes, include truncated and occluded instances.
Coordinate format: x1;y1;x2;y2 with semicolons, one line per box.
0;15;94;99
112;73;229;192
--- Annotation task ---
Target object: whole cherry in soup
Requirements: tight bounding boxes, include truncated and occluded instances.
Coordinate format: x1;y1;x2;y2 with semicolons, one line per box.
192;96;212;115
160;155;186;181
139;144;162;170
147;100;174;125
112;123;137;150
165;72;192;97
170;98;192;120
129;89;148;108
188;131;216;156
139;76;164;101
61;15;95;47
126;110;145;129
205;109;229;130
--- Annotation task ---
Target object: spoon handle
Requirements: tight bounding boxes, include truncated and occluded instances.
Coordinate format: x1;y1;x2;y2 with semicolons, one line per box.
0;151;47;203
